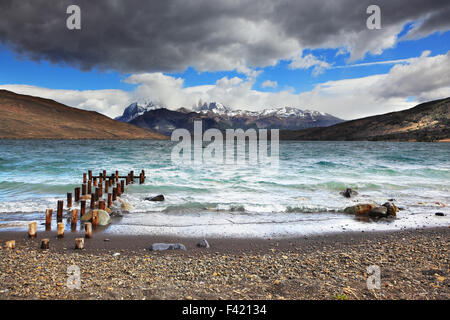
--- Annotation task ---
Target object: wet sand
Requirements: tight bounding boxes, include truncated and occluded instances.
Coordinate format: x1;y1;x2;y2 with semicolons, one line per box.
0;226;448;300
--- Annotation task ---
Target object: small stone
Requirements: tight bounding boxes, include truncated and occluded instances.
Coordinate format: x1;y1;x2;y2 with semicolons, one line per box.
112;252;120;257
149;243;186;251
197;239;210;248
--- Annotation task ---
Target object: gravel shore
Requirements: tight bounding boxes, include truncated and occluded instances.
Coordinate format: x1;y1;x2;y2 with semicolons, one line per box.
0;227;448;300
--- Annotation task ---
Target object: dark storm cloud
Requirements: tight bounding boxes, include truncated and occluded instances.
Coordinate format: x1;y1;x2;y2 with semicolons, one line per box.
0;0;449;73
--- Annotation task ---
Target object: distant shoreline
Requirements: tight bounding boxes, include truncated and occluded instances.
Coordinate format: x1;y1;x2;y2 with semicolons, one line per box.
0;138;448;142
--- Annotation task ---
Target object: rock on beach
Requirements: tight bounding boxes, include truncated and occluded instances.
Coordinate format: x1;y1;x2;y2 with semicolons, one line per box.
149;243;187;251
81;209;111;226
343;203;376;215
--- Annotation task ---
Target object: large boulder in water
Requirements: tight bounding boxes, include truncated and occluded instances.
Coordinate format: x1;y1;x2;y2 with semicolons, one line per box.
369;206;388;218
81;209;111;226
382;202;398;216
149;243;186;251
344;203;376;215
119;198;133;211
145;194;165;202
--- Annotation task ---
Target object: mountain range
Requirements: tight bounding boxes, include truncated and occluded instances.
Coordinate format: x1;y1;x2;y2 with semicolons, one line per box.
0;89;448;142
115;101;344;135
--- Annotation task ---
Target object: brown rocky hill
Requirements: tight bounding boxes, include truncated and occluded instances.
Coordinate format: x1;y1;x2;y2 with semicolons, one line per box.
0;90;167;139
280;98;450;142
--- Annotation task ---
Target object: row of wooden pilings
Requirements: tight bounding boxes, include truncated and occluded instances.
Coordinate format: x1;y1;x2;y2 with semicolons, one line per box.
22;169;146;250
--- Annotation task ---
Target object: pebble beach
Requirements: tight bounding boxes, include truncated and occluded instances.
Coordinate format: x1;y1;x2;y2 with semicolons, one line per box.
0;227;448;300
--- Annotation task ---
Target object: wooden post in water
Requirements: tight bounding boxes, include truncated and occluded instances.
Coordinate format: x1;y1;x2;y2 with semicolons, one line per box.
92;210;98;228
105;181;109;193
113;188;117;201
57;200;64;223
107;193;112;208
99;200;106;211
75;238;84;250
85;222;92;239
80;201;86;217
45;209;53;230
71;209;78;231
130;171;134;183
28;222;37;238
82;183;86;196
83;173;87;183
41;239;49;250
95;187;99;201
99;182;103;198
117;183;121;196
87;180;92;194
139;172;144;184
74;187;80;202
67;192;72;208
93;177;97;187
57;222;64;238
88;170;92;181
121;180;125;194
103;170;107;178
99;176;103;186
115;170;119;180
90;193;95;209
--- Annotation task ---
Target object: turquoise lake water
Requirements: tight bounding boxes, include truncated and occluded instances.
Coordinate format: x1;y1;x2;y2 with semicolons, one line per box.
0;140;449;237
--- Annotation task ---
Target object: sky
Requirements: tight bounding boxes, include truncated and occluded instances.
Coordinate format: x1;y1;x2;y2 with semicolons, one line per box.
0;0;449;120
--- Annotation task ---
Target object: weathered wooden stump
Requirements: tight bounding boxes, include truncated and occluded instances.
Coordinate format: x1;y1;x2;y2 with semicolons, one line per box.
67;192;72;208
5;240;15;249
57;200;64;223
28;221;37;238
92;210;99;228
71;209;78;228
113;188;117;201
80;200;86;217
41;239;50;249
87;180;92;194
85;222;92;239
45;209;53;229
90;193;95;209
75;238;84;250
57;222;64;238
107;193;112;208
83;172;87;183
74;187;80;202
99;182;103;198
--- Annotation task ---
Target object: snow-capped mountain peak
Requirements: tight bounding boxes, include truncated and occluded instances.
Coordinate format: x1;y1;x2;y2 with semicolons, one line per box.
193;102;233;115
115;101;163;122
